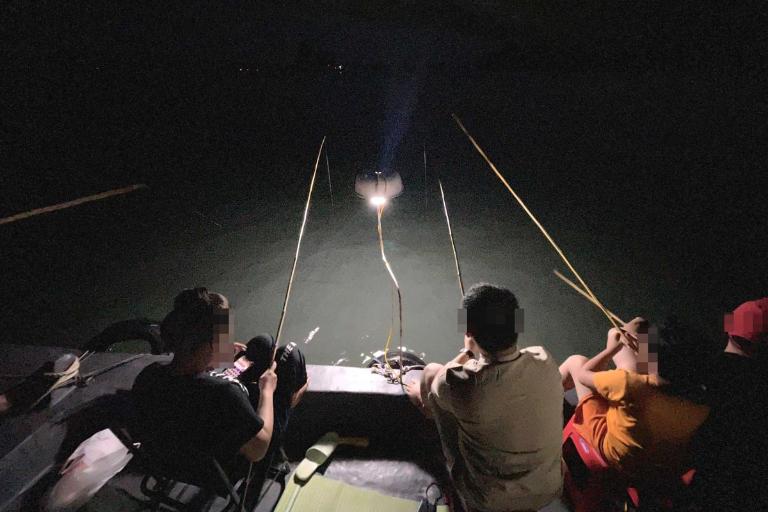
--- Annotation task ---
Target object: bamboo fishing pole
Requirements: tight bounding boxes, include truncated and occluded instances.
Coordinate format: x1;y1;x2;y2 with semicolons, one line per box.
243;138;326;512
553;269;625;325
273;137;326;361
0;184;148;226
452;114;636;350
438;178;465;297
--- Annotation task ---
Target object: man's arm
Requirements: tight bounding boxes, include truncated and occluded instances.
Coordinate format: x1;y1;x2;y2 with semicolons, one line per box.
575;318;643;390
576;331;624;390
406;349;471;417
426;351;470;398
239;363;277;462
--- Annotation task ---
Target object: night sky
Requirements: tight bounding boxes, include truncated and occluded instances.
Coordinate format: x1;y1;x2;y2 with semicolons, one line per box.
1;3;766;363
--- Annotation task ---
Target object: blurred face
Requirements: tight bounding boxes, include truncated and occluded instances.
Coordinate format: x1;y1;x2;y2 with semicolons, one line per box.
730;334;768;357
208;306;234;368
636;325;659;375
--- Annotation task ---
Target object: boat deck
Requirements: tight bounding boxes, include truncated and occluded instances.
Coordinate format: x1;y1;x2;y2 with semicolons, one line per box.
0;346;568;511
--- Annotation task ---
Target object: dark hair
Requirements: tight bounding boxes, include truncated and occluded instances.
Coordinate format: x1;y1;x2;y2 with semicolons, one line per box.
162;287;217;353
462;283;520;353
173;287;213;311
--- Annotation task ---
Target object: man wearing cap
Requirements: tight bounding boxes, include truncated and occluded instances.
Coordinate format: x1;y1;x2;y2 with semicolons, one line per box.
407;283;563;512
692;298;768;510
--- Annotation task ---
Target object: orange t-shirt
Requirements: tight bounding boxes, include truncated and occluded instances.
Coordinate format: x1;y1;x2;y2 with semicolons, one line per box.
593;370;710;476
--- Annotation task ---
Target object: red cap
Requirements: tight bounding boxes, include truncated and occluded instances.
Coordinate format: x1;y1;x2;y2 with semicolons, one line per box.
724;298;768;343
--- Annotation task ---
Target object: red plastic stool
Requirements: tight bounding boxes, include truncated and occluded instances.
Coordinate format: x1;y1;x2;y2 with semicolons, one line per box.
562;416;626;512
626;468;697;510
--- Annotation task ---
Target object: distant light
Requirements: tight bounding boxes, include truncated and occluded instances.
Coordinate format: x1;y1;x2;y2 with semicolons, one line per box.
355;170;403;206
370;196;387;207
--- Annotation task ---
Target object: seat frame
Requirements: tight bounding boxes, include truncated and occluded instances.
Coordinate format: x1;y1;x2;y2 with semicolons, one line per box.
113;427;245;512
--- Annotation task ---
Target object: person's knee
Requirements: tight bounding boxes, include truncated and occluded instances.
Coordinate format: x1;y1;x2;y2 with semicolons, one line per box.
560;355;587;390
569;354;588;366
561;354;588;371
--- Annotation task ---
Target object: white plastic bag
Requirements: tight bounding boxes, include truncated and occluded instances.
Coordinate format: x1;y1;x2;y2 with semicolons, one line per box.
42;428;133;512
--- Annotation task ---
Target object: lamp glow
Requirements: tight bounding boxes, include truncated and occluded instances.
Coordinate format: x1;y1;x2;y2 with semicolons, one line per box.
355;170;403;207
370;196;387;207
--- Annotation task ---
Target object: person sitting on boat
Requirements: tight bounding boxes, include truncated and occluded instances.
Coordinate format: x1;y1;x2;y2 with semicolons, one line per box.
691;298;768;510
132;287;277;485
558;317;710;488
230;334;309;468
407;282;564;512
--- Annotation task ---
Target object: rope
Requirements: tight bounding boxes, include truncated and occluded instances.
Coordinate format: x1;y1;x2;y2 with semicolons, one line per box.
273;137;326;359
438;179;465;297
382;283;395;371
0;350;92;380
452;114;634;350
78;353;146;381
0;184;148;226
22;353;83;410
376;205;404;385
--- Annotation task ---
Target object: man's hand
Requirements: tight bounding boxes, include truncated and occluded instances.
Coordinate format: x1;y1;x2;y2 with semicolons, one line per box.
606;327;625;353
290;379;310;408
463;335;480;357
258;361;278;394
406;380;431;418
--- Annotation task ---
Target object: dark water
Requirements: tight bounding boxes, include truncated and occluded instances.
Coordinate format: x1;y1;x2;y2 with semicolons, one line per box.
2;3;766;366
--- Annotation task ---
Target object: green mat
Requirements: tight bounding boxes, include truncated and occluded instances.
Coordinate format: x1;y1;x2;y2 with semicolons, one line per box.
273;472;449;512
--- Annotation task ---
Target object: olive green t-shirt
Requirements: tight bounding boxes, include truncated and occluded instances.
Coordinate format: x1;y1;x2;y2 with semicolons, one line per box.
429;346;563;512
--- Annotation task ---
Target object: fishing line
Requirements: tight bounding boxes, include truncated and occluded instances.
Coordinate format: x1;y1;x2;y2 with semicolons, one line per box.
325;147;334;207
452;114;635;350
438;178;465;297
376;204;404;385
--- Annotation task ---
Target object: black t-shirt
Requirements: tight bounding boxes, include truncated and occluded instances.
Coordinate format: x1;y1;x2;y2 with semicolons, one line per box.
132;362;264;485
692;353;768;509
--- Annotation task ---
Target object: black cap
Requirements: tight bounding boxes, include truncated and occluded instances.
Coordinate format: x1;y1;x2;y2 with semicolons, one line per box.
242;333;275;377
